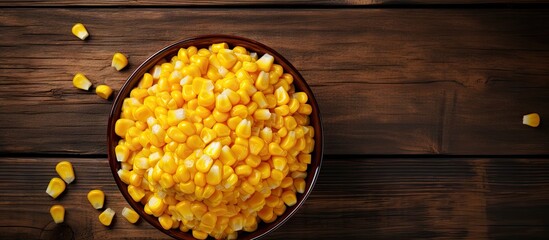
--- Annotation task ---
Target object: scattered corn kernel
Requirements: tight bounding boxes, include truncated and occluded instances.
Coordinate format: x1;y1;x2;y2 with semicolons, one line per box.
46;177;66;199
95;84;113;100
122;207;140;224
55;161;75;184
523;113;540;127
73;73;92;91
113;43;316;239
50;205;65;224
71;23;89;40
87;189;105;209
112;52;128;71
99;208;115;226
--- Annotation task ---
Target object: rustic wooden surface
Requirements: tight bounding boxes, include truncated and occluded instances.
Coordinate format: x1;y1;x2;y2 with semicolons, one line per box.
1;2;549;240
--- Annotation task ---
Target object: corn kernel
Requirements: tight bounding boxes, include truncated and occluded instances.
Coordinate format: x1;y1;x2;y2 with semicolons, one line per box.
235;165;252;177
281;190;297;206
99;208;115;226
71;23;89;40
256;53;274;72
46;177;66;199
235;119;251;138
87;189;105;209
95;85;113;100
73;73;92;91
112;52;128;71
55;161;75;184
253;109;271;121
523;113;540;127
159;214;173;230
121;207;140;224
193;230;208;240
50;205;65;224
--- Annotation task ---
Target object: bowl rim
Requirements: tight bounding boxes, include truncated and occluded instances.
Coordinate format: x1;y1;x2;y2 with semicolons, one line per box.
108;34;323;240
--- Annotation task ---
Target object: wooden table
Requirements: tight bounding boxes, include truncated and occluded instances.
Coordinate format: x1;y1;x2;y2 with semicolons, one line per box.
1;1;549;239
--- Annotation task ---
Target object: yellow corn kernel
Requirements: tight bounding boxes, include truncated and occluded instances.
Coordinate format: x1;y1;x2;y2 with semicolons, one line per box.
260;127;273;144
193;171;206;187
187;135;205;150
95;85;113;100
200;128;217;145
218;51;237;69
252;92;268;109
50;205;65;224
255;71;270;91
207;161;223;185
193;230;208;240
257;162;271;179
223;173;238;189
288;98;300;114
71;23;89;40
523;113;540;127
121;207;140;224
235;165;252;177
237;89;251;105
210;123;229;138
281;190;297;206
242;61;258;72
72;73;92;91
268;142;286;156
298;104;313;115
294;178;306;194
148;195;166;215
229;215;244;231
272;156;287;171
177;120;196;136
166;109;186;126
173;165;190;184
271;169;284;182
253;109;271;121
230;105;248;119
196;154;214;173
275;86;290;106
55;161;75;184
231;144;249;161
256;53;274;72
204;141;222;159
159;172;175;189
258;206;274;222
159;153;177;174
46;177;66;199
128;185;145;202
235;119;251;138
293;92;308;104
247;136;265;156
179;181;195;194
99;208;115;226
112;52;128;71
158;214;173;230
220;145;237;166
214;92;231;113
274;105;290;116
87;189;105;209
118;169;131;184
280;131;297;150
115;119;134;137
247;102;259;116
227;117;243;131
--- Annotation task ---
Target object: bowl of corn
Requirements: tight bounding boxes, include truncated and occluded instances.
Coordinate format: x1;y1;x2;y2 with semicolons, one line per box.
108;35;323;240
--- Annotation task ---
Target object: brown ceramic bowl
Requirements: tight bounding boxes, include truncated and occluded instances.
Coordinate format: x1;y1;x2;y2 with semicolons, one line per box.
108;35;323;240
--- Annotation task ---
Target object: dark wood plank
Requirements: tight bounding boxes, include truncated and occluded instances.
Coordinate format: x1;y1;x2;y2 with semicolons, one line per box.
0;0;548;6
1;157;548;239
1;9;549;155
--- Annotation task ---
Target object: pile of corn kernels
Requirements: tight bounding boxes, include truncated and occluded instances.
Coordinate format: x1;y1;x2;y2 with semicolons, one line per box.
114;43;315;239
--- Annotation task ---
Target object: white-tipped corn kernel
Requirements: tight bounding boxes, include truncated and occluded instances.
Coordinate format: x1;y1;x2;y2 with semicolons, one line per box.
256;53;274;72
55;161;75;184
46;177;66;199
112;52;128;71
71;23;89;40
99;208;115;226
87;189;105;209
523;113;540;127
122;207;140;224
73;73;92;91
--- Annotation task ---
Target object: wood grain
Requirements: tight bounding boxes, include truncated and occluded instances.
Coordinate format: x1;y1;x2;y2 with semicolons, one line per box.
1;156;548;239
1;9;549;155
0;0;548;7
